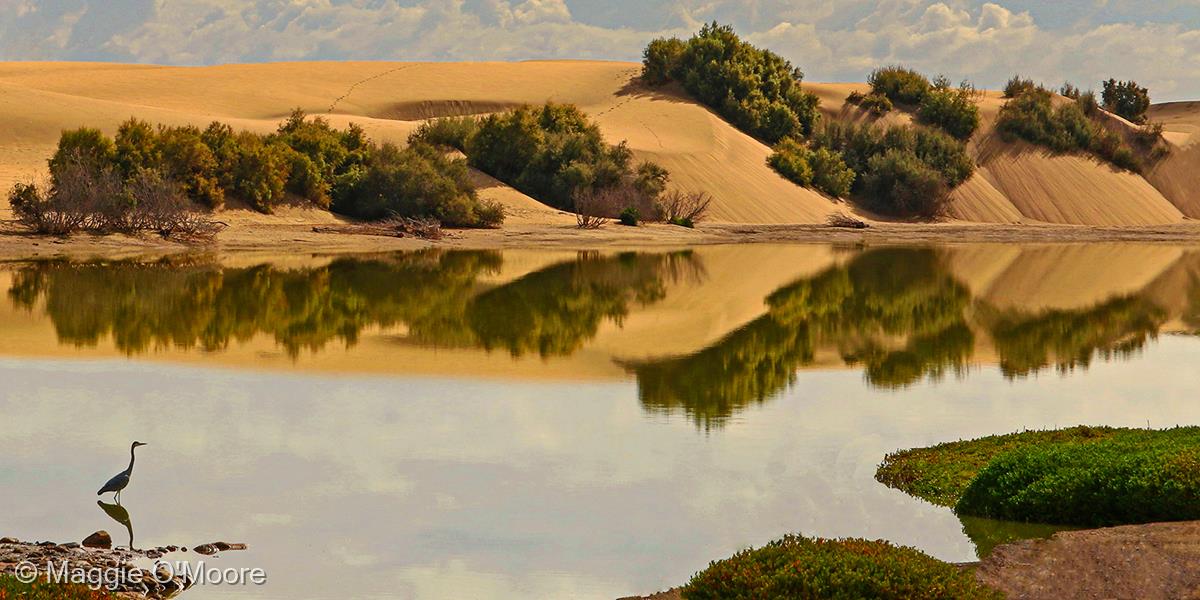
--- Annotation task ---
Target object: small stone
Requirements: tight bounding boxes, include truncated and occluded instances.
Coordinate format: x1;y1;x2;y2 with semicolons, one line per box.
192;544;217;555
214;542;231;551
82;531;112;549
146;550;162;559
0;537;19;544
61;542;80;549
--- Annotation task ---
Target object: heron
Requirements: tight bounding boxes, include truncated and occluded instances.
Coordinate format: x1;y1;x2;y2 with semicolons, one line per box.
97;442;147;503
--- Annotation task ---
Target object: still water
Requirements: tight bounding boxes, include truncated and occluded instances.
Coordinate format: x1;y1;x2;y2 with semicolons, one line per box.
2;243;1199;599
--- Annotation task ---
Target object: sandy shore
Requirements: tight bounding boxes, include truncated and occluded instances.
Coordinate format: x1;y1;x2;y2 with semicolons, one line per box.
3;208;1200;262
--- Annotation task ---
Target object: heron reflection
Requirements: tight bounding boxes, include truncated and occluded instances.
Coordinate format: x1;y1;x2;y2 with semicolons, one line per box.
97;500;135;550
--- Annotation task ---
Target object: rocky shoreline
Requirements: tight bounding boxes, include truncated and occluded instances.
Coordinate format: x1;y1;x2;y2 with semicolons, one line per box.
0;532;247;599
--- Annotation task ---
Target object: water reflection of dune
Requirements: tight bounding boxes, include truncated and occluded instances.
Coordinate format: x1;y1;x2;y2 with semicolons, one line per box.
1;244;1198;392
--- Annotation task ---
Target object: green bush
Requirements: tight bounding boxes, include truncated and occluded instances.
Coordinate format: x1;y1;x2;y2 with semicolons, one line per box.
917;80;981;140
861;149;950;219
681;534;1002;600
35;111;493;226
847;90;893;115
1003;75;1037;99
467;103;663;212
641;37;686;85
1102;78;1151;124
956;428;1200;527
333;142;501;228
995;87;1144;172
769;139;856;198
767;137;814;186
877;426;1123;507
809;147;856;198
618;206;639;226
49;127;116;180
641;22;820;144
809;122;972;218
869;66;931;105
408;116;479;151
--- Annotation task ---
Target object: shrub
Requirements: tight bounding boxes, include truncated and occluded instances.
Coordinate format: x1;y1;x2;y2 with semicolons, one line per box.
995;87;1144;172
0;575;117;599
641;37;686;85
9;163;221;240
847;91;893;115
408;116;479;151
956;428;1200;527
1003;75;1037;98
641;22;819;144
659;190;712;227
1102;78;1151;124
1060;82;1081;100
877;426;1123;508
861;150;950;219
767;137;814;186
917;80;981;140
29;112;489;227
808;121;971;217
49;127;116;180
619;206;639;226
809;147;856;198
333;142;501;228
869;66;931;105
681;534;1002;600
1076;90;1100;116
466;103;664;212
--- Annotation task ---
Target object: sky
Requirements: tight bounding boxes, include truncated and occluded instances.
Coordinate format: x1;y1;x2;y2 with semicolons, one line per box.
2;0;1200;100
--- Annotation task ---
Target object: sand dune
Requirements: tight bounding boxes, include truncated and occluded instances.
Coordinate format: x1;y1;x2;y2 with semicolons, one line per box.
0;60;1197;227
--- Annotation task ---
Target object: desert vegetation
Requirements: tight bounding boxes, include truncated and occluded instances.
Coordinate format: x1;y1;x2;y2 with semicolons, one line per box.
0;576;114;600
808;122;974;218
995;78;1167;172
681;534;1001;600
411;103;673;226
9;110;504;234
878;426;1200;527
641;22;820;144
869;66;981;140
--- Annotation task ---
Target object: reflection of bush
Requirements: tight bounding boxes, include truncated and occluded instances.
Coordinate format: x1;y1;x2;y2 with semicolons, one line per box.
466;251;702;357
7;251;501;357
8;250;698;360
629;248;974;428
981;296;1167;377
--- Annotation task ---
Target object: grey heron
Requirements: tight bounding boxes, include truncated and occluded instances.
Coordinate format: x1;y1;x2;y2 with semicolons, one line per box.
97;442;147;503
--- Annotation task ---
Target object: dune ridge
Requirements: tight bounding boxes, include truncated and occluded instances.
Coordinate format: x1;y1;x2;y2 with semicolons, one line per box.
0;60;1197;226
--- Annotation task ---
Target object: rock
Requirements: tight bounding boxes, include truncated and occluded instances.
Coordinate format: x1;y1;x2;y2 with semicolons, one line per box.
61;542;80;549
192;544;217;555
146;550;162;559
0;537;19;544
214;542;230;551
82;531;112;549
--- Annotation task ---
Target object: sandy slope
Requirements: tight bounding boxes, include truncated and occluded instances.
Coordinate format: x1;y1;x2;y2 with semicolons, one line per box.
0;60;841;226
1;60;1197;230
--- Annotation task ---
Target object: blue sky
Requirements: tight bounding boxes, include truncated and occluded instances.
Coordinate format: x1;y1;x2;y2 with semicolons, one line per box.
2;0;1200;100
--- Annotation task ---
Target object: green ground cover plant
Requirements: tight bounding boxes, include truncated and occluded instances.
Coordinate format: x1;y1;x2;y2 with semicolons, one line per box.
877;427;1200;527
681;534;1002;600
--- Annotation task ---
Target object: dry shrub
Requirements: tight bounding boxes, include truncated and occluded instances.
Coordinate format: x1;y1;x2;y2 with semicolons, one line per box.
659;190;712;227
8;155;223;241
573;184;663;228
